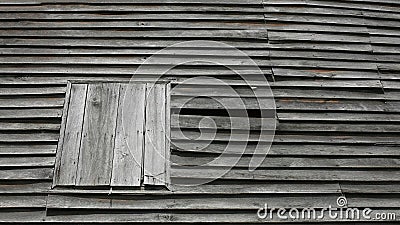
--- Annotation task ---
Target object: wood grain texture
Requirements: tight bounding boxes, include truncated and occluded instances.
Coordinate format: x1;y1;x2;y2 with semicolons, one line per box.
144;83;169;186
111;83;146;187
76;83;120;186
54;83;87;186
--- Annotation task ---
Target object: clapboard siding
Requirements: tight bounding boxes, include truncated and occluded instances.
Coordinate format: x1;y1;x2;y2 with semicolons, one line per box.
0;0;399;223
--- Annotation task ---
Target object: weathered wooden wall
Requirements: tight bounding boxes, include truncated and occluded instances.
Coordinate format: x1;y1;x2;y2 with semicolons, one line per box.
0;0;399;223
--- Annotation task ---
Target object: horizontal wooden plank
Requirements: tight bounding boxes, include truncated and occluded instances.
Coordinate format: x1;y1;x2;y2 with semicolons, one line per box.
0;5;264;13
42;210;400;223
172;115;276;130
270;50;375;62
0;132;59;142
172;130;400;144
0;156;54;167
0;21;265;29
0;182;50;194
0;168;52;180
0;47;269;57
172;154;400;168
0;56;268;67
0;144;56;155
342;184;400;194
0;38;270;49
0;97;64;108
0;0;261;5
0;29;268;39
172;141;400;156
0;86;65;96
0;108;62;119
272;68;379;79
0;122;60;131
0;13;263;21
0;195;46;208
264;6;363;17
0;66;272;76
265;14;367;26
52;183;340;194
172;167;400;181
277;122;400;133
47;194;340;209
278;112;400;122
269;31;370;43
270;59;377;70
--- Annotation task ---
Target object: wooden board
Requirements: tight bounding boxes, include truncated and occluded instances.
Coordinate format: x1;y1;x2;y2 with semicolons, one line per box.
111;83;146;187
76;83;120;186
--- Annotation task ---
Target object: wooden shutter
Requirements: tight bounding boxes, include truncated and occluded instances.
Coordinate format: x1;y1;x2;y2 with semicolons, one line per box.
53;82;170;188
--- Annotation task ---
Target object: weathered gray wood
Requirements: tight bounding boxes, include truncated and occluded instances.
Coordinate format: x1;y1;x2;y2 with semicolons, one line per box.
0;132;59;142
0;182;51;194
172;167;400;181
111;83;146;187
172;142;400;156
342;184;400;194
0;144;56;155
42;211;400;223
54;83;87;186
51;182;340;194
0;13;263;21
0;122;60;131
47;194;340;209
0;108;62;119
172;130;400;144
0;97;64;108
144;83;169;186
76;83;120;186
0;29;268;39
0;168;53;180
172;154;400;168
0;195;46;208
278;112;400;122
0;38;270;49
0;86;65;96
0;156;54;167
172;114;276;130
0;21;265;29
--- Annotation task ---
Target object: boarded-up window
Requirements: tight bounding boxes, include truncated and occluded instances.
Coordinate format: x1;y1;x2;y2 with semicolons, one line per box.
53;82;171;188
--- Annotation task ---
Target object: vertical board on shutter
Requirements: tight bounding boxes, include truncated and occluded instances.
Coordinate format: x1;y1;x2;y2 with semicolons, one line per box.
111;83;146;187
54;83;88;186
76;83;120;186
144;83;169;186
